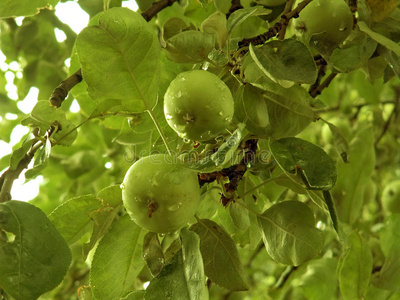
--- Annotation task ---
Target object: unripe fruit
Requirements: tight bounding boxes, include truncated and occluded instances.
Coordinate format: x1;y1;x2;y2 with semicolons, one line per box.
121;154;201;233
164;70;234;141
293;0;353;55
382;179;400;214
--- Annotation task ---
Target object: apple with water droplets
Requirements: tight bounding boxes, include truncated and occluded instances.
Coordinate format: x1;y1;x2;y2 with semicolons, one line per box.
121;154;201;233
164;70;234;141
293;0;353;55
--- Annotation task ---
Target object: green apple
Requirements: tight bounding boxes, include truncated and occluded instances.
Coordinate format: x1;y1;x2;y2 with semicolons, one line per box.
382;179;400;214
293;0;353;55
121;154;201;233
164;70;234;141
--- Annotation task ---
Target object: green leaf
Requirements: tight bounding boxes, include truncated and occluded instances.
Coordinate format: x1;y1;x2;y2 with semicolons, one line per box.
182;124;244;172
9;135;36;170
373;214;400;291
97;184;123;208
332;124;375;224
257;201;324;266
25;137;52;179
358;21;400;57
323;119;350;163
229;202;251;232
20;100;77;146
330;35;377;73
82;205;120;260
180;227;208;299
89;99;123;118
201;11;228;49
245;62;316;138
165;30;215;63
190;219;248;291
0;201;71;300
76;7;161;112
143;232;165;277
0;0;59;18
90;215;145;299
162;17;191;42
145;248;208;300
338;231;373;299
227;6;269;33
249;39;317;85
269;137;337;190
293;258;338;300
122;290;146;300
77;285;94;300
48;194;101;245
236;84;269;136
379;46;400;77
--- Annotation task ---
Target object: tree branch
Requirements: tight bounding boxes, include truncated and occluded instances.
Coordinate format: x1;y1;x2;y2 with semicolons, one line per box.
0;125;57;203
198;139;258;206
238;0;311;48
309;72;337;98
226;0;243;19
141;0;178;22
50;68;82;108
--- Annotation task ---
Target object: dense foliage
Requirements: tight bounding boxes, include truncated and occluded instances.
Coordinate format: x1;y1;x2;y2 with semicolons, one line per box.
1;0;400;299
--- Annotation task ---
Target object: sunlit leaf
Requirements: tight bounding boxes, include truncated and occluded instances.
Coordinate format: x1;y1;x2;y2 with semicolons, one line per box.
48;194;101;245
76;7;161;112
90;215;145;299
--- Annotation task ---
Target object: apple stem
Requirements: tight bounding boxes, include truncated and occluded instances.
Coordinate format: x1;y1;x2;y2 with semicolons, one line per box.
146;109;173;155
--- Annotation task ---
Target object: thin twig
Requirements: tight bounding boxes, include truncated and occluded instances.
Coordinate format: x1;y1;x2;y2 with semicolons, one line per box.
226;0;243;19
198;139;258;206
141;0;178;21
238;0;311;48
309;72;337;98
277;0;296;40
309;56;328;96
220;139;258;206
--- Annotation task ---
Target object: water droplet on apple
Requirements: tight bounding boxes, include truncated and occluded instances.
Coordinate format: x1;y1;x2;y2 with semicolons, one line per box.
167;202;182;211
165;113;173;120
120;183;125;190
